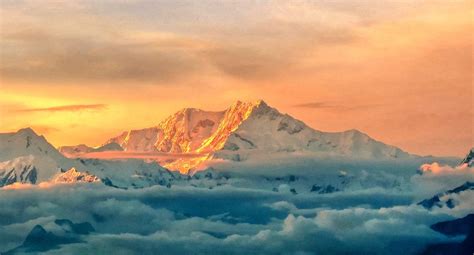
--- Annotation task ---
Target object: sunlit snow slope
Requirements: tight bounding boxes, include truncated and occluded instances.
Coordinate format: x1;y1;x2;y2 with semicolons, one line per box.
99;100;412;172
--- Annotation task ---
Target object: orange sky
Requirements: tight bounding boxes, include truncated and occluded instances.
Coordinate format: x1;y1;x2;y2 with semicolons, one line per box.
0;0;472;157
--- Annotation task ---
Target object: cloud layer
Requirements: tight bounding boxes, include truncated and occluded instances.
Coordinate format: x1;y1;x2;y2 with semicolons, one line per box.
1;158;472;254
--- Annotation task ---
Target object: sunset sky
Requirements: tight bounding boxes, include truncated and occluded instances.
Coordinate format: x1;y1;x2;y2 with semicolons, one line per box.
0;0;472;157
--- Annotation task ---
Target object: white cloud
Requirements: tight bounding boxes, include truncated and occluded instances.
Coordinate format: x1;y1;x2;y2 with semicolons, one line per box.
411;163;474;199
1;160;472;254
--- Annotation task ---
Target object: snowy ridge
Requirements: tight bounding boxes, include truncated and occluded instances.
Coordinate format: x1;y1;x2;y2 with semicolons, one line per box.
51;168;100;184
418;181;474;209
0;128;73;182
196;100;261;153
0;128;183;188
101;100;412;171
59;142;122;157
0;128;68;164
217;101;409;159
0;156;39;186
102;100;289;154
76;158;179;189
460;148;474;167
106;108;224;153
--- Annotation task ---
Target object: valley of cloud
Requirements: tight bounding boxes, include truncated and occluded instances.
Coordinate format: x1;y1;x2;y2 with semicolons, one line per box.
1;155;473;254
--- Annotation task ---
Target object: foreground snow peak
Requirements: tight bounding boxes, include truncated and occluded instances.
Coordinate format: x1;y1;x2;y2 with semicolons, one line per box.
0;128;183;189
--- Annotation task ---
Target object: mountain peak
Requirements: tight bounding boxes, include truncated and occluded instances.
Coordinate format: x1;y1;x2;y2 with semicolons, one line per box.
0;127;71;182
230;99;268;108
16;127;39;137
175;107;201;115
254;99;268;106
460;147;474;167
226;100;275;119
102;100;411;172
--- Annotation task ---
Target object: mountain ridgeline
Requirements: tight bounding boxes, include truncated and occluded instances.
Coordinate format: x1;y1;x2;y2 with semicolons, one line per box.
103;100;412;160
1;100;416;180
0;128;179;188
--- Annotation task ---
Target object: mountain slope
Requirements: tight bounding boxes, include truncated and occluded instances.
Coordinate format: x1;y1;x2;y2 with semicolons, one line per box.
0;128;74;182
101;100;412;172
0;128;182;188
216;101;409;159
51;168;100;184
460;148;474;167
0;156;39;186
106;108;224;153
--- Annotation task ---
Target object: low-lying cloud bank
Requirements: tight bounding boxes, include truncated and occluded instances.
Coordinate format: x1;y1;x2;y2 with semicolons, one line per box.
1;158;472;254
0;187;445;255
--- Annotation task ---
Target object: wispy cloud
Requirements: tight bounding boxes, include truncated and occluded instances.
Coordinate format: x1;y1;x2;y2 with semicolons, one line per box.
293;102;336;109
15;104;107;113
293;101;381;111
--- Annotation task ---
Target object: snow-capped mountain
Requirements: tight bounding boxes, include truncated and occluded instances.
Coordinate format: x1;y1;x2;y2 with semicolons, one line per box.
460;148;474;167
0;128;74;183
76;158;179;189
0;128;181;188
102;100;412;171
51;168;100;184
105;100;410;157
0;156;39;186
0;128;65;162
213;100;409;159
105;107;225;152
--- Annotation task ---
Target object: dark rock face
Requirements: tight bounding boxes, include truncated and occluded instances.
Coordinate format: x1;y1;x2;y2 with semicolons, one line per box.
310;184;340;194
290;188;297;195
101;177;123;189
459;148;474;167
0;165;38;187
0;169;16;187
233;133;256;148
310;184;322;192
277;118;304;134
223;142;240;151
21;166;37;184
